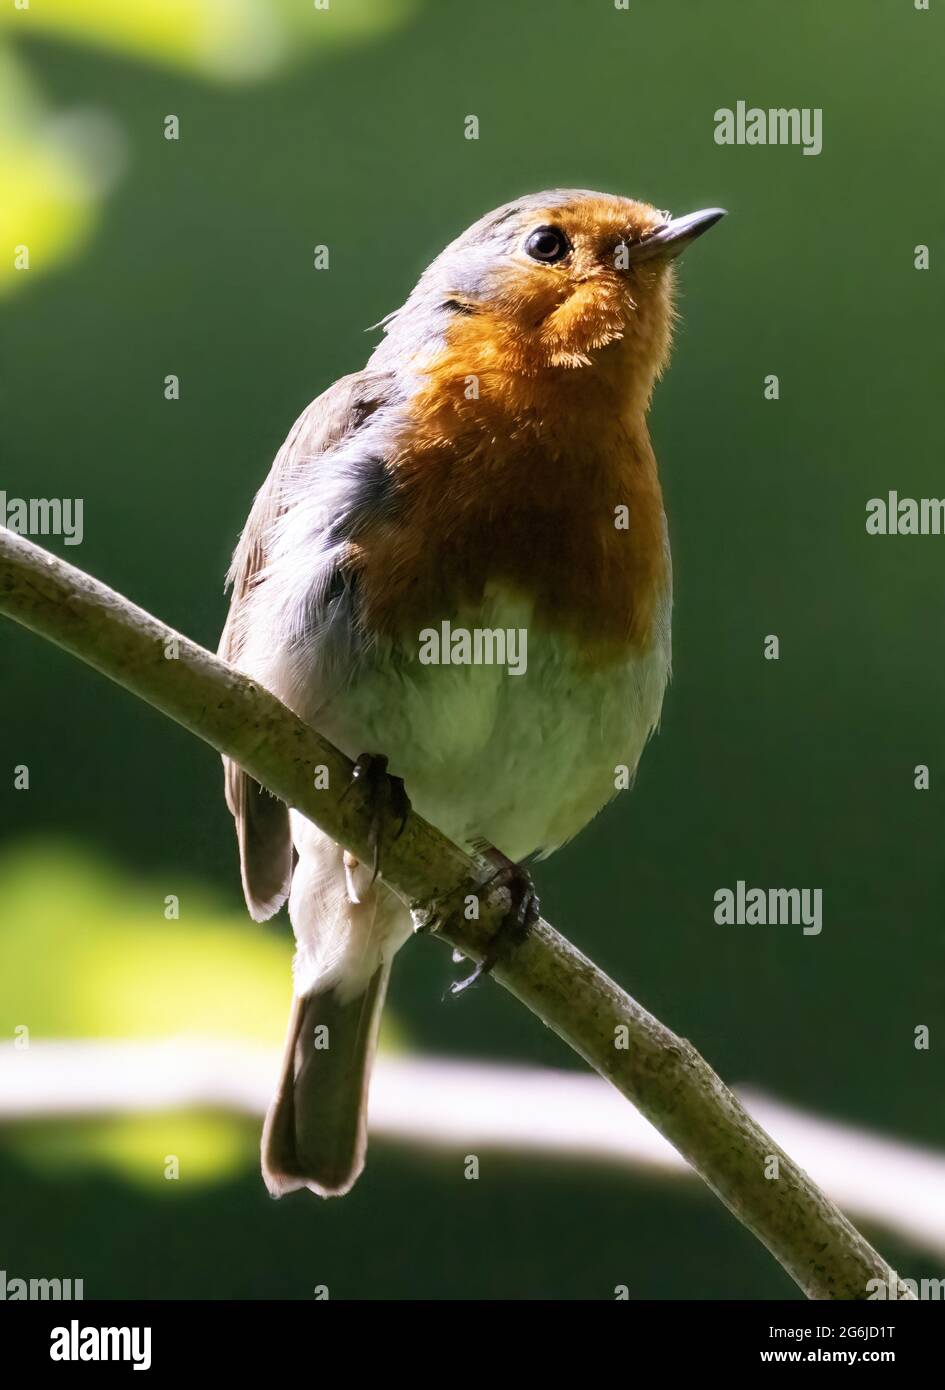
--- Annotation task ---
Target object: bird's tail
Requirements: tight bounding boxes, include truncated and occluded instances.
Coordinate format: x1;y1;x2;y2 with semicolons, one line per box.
262;961;390;1198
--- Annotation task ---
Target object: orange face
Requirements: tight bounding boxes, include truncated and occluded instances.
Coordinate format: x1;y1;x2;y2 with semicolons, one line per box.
470;195;676;374
381;192;723;415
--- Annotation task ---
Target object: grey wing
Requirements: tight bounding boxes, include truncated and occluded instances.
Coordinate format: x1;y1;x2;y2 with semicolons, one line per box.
219;369;395;922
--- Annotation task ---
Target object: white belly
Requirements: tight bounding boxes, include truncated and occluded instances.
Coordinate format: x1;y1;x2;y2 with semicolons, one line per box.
306;589;671;862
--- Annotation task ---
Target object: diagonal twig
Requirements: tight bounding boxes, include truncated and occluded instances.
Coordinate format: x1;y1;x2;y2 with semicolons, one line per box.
0;526;913;1299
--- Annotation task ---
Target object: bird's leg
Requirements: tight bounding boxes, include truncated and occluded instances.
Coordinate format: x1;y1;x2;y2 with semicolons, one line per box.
450;850;540;996
340;752;411;888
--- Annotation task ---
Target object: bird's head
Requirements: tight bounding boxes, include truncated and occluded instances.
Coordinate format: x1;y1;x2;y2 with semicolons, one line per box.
374;190;724;415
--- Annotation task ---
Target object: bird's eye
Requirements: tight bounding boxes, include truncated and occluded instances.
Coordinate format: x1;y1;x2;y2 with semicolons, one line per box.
524;226;570;264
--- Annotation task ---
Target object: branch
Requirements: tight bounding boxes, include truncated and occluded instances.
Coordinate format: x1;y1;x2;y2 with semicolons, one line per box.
0;527;912;1300
5;1041;945;1265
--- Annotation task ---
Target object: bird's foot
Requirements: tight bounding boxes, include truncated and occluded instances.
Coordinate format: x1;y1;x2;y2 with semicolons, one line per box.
340;752;411;888
450;853;540;996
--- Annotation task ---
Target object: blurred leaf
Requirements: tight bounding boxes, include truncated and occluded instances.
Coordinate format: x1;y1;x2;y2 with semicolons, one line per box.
0;0;420;82
10;1111;256;1188
0;840;292;1042
0;46;118;297
1;0;285;81
0;0;420;292
0;840;405;1187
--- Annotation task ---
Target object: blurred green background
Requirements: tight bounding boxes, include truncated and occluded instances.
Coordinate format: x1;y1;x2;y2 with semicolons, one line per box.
1;0;943;1298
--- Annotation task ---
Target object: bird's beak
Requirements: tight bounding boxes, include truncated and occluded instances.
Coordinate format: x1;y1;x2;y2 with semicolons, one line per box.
630;207;727;263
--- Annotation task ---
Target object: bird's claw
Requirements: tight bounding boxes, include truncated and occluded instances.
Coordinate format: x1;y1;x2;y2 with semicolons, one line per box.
450;859;540;995
341;752;411;886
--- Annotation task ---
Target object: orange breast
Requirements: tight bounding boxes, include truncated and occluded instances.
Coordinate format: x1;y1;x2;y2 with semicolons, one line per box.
354;311;670;664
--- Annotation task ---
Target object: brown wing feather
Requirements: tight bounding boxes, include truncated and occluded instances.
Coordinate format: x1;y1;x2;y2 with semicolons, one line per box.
219;369;392;921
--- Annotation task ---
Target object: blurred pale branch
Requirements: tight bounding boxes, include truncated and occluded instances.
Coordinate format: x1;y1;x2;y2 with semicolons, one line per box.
4;1040;945;1265
0;527;914;1301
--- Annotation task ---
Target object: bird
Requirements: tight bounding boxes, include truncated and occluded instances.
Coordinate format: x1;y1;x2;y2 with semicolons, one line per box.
219;189;724;1199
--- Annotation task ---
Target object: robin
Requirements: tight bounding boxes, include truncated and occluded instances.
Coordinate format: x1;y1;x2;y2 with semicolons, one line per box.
220;190;724;1198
